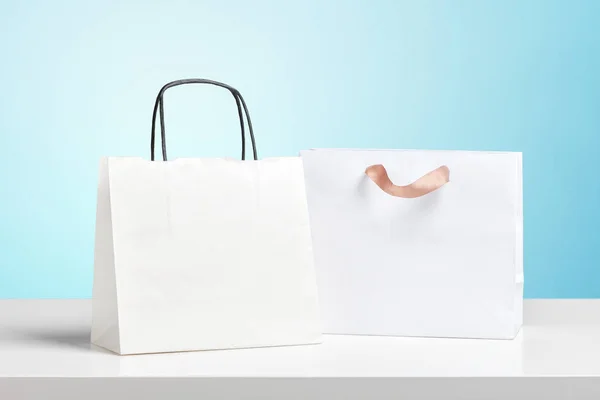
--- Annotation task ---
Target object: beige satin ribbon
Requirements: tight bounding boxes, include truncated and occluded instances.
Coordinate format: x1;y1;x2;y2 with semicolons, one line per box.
365;164;450;198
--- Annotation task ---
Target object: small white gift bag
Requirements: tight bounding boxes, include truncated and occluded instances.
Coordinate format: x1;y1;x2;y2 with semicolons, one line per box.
301;148;523;339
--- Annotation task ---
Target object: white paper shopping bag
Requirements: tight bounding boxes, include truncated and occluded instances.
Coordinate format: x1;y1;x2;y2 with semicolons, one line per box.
91;80;321;355
301;149;523;339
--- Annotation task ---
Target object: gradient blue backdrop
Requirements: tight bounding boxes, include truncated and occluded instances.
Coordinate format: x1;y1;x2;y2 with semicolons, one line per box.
0;0;598;298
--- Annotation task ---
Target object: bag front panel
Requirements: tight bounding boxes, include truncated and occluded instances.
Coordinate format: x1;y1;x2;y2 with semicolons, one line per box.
107;157;321;354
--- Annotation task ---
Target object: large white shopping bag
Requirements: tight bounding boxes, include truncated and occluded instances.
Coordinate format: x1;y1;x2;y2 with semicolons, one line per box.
91;80;321;355
301;149;523;339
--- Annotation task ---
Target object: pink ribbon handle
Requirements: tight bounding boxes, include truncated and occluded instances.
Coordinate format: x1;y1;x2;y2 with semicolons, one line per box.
365;164;450;198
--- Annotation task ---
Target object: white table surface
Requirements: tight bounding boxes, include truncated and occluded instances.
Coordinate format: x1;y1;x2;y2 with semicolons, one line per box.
1;299;600;399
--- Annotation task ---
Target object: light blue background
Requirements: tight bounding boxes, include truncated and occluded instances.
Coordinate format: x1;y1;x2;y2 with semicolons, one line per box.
0;0;598;298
